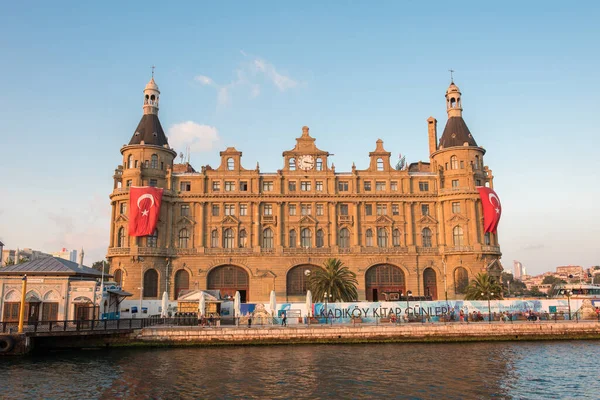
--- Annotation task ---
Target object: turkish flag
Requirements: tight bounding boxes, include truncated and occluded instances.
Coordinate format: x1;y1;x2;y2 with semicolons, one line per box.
477;187;502;234
128;186;163;236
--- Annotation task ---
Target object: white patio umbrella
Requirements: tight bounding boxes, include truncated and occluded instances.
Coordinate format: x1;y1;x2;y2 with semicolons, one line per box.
306;290;313;318
234;291;241;319
161;291;168;318
269;290;277;318
198;291;206;318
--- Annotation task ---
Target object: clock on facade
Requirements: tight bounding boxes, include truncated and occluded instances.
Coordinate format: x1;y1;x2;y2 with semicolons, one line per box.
298;155;315;170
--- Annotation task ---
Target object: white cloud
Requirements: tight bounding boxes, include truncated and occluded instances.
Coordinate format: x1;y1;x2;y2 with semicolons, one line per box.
167;121;220;153
252;58;298;91
194;75;214;85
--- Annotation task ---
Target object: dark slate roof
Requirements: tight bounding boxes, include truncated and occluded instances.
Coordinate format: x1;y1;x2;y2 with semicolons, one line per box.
439;116;478;148
0;257;105;278
128;114;169;147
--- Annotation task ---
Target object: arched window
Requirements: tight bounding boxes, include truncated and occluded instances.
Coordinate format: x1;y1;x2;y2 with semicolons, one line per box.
179;229;190;248
289;158;296;171
301;228;312;248
289;230;297;248
377;228;388;247
392;229;400;247
454;267;469;295
377;158;384;171
223;228;234;249
365;264;406;301
174;269;189;299
146;230;158;248
422;228;432;248
453;226;464;246
117;227;127;247
316;158;323;171
287;265;321;297
450;155;458;170
239;230;247;248
366;229;373;247
127;155;133;169
262;228;273;248
114;269;123;286
207;265;249;301
474;155;480;170
143;269;158;298
151;154;158;169
316;230;324;248
339;228;350;248
211;230;218;248
450;97;456;108
484;232;491;245
227;158;234;171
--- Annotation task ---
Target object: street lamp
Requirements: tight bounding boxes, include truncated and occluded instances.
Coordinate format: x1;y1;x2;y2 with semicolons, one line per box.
323;291;332;323
565;290;572;320
406;290;413;319
483;292;494;324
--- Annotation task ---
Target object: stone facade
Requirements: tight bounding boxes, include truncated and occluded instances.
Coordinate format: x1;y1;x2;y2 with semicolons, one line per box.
107;78;502;303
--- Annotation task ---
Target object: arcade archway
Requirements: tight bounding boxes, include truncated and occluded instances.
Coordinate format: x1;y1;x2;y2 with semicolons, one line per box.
365;264;406;301
423;268;438;300
207;265;249;302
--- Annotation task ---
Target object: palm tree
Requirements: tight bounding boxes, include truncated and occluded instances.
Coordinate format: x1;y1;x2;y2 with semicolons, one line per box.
308;258;358;302
464;272;503;300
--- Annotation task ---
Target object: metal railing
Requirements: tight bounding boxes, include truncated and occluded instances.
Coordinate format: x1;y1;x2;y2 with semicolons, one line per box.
0;318;150;334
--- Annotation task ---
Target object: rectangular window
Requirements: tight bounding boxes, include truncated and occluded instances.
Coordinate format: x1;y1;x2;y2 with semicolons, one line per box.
240;204;247;216
364;181;371;191
340;204;349;216
301;181;311;191
134;160;138;168
460;160;464;169
179;181;190;191
392;204;399;215
181;204;190;217
264;204;273;215
377;204;387;216
421;204;429;216
240;181;248;191
316;204;324;216
225;181;235;191
225;204;235;216
301;204;312;215
338;181;349;192
419;181;429;192
289;204;297;216
365;204;373;216
126;180;132;187
212;181;220;192
149;179;158;187
476;179;482;186
316;181;323;191
452;179;459;188
262;181;273;192
212;204;219;216
376;181;386;191
120;202;127;215
452;202;461;214
391;181;398;191
288;181;297;192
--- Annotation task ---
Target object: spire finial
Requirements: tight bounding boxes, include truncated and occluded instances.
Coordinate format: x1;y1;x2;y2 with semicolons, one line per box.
151;65;155;78
449;69;455;83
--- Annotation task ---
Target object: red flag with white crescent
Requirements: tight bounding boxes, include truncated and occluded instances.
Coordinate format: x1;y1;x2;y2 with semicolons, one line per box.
477;186;502;234
128;186;163;236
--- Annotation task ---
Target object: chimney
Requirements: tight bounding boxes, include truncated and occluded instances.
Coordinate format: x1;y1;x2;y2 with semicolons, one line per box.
427;117;437;156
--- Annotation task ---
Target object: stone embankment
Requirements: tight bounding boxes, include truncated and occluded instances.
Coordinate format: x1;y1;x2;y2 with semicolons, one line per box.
135;322;600;346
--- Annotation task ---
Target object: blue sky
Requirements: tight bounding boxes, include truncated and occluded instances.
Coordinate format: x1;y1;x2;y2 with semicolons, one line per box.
0;1;598;275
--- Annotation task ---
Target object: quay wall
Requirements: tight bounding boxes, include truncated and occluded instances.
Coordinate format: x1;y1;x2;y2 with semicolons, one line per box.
135;322;600;345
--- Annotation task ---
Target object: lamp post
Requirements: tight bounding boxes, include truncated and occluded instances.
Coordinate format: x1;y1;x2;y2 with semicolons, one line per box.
566;290;572;320
483;292;494;324
406;290;413;319
323;291;332;323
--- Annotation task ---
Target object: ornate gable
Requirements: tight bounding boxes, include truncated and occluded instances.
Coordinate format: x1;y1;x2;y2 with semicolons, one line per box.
176;216;196;226
115;214;129;223
375;215;394;225
417;215;438;225
299;215;318;225
446;213;469;224
221;215;240;226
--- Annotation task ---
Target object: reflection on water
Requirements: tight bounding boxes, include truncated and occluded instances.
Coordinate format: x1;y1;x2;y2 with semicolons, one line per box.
1;341;599;399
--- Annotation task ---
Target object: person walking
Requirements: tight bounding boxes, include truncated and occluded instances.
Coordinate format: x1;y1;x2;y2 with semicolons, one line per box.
281;311;287;327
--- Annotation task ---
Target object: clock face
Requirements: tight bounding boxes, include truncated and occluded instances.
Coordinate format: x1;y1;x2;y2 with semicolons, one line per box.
298;155;315;170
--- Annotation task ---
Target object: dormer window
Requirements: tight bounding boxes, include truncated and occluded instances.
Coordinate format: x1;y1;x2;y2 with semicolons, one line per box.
289;158;296;171
316;158;323;171
377;158;384;171
227;158;234;171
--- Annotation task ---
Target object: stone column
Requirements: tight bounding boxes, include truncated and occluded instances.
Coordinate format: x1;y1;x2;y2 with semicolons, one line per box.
353;202;360;246
197;202;205;248
109;201;116;247
330;202;337;246
406;202;414;246
253;201;260;248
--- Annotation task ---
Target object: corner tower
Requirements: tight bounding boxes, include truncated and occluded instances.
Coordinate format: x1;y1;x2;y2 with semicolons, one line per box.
107;74;177;300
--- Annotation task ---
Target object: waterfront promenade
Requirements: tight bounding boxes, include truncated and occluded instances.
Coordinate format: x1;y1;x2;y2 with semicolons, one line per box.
136;319;600;346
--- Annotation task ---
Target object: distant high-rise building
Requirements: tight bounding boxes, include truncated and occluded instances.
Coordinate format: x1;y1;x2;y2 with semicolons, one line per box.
514;261;524;279
52;248;78;262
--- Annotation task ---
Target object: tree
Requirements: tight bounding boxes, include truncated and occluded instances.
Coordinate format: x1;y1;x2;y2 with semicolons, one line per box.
542;275;566;285
92;260;110;277
464;272;503;300
308;258;358;302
